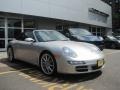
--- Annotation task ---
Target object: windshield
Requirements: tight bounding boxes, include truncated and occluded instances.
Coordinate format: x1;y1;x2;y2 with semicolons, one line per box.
107;35;117;40
115;36;120;40
34;30;68;42
69;29;92;36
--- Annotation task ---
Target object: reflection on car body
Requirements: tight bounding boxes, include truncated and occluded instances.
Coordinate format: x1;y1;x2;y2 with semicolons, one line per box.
7;30;105;75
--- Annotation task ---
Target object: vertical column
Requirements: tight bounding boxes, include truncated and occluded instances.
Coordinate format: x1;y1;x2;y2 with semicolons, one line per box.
95;27;97;36
5;16;8;50
21;17;24;32
106;28;112;35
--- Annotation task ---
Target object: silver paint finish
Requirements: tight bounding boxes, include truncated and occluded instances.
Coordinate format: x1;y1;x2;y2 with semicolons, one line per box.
7;30;104;74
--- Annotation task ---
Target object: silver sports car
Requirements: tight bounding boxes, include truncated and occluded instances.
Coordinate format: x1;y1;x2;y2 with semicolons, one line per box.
7;30;105;75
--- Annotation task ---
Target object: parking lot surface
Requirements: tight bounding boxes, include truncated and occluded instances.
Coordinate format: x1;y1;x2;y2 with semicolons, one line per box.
0;49;120;90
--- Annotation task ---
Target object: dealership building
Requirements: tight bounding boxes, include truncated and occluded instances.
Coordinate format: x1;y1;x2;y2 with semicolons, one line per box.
0;0;112;51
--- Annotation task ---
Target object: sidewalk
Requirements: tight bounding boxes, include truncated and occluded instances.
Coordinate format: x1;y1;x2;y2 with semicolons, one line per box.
0;52;7;59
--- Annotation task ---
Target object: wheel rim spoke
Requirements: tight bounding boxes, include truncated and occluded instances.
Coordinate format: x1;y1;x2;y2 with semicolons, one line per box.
48;66;53;72
41;54;55;75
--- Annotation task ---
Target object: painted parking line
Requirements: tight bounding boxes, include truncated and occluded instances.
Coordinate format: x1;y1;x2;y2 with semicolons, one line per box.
19;71;93;90
105;51;120;56
0;68;33;75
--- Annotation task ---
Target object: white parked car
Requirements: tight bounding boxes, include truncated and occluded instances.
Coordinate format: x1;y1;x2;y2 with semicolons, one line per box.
7;30;105;75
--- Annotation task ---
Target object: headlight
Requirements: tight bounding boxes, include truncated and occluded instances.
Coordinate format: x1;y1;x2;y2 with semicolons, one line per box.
63;47;77;58
67;61;86;65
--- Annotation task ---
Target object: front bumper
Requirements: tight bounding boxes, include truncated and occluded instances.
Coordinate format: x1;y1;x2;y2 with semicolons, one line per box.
56;57;105;74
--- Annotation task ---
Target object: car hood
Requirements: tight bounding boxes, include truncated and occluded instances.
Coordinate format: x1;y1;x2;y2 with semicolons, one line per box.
37;41;104;60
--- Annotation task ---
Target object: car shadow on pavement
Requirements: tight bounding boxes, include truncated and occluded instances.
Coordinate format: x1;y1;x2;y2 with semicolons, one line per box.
0;58;102;84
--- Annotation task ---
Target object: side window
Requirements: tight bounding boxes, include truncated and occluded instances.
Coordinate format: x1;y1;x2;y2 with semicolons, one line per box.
105;36;110;41
16;33;27;41
25;31;35;39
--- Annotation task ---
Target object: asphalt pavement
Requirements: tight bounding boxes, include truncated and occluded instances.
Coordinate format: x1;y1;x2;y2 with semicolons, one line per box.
0;49;120;90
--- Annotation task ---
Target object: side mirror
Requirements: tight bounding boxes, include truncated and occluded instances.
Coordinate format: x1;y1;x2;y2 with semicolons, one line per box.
25;38;35;42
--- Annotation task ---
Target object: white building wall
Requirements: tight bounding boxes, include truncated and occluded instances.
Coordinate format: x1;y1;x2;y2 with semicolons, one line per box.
0;0;112;28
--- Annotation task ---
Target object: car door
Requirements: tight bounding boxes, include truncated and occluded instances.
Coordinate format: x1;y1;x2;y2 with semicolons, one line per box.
22;31;39;65
15;32;39;65
14;33;28;61
20;40;39;65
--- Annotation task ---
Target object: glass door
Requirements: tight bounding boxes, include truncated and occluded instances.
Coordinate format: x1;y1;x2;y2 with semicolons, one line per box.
0;18;6;51
7;18;22;42
0;28;5;50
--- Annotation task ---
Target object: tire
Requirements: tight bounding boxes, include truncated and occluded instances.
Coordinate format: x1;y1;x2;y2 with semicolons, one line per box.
7;47;15;62
40;52;57;76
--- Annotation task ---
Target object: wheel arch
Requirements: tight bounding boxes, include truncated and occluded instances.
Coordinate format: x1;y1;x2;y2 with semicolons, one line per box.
39;50;55;64
39;50;57;71
7;45;15;62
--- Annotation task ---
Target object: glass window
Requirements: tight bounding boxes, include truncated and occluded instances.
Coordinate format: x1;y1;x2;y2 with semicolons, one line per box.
56;26;63;30
16;32;27;41
8;19;21;27
97;28;101;32
69;29;92;36
97;33;101;36
8;29;21;38
116;36;120;40
91;27;96;32
34;30;68;42
24;20;35;28
107;36;117;40
24;29;34;32
25;31;34;39
0;18;5;27
0;28;5;38
92;33;96;36
0;40;5;48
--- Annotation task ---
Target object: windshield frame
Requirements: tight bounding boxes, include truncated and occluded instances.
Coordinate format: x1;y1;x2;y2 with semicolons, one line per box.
33;30;69;42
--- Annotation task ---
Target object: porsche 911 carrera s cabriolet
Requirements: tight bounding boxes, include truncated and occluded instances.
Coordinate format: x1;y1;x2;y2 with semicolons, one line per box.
7;30;105;75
